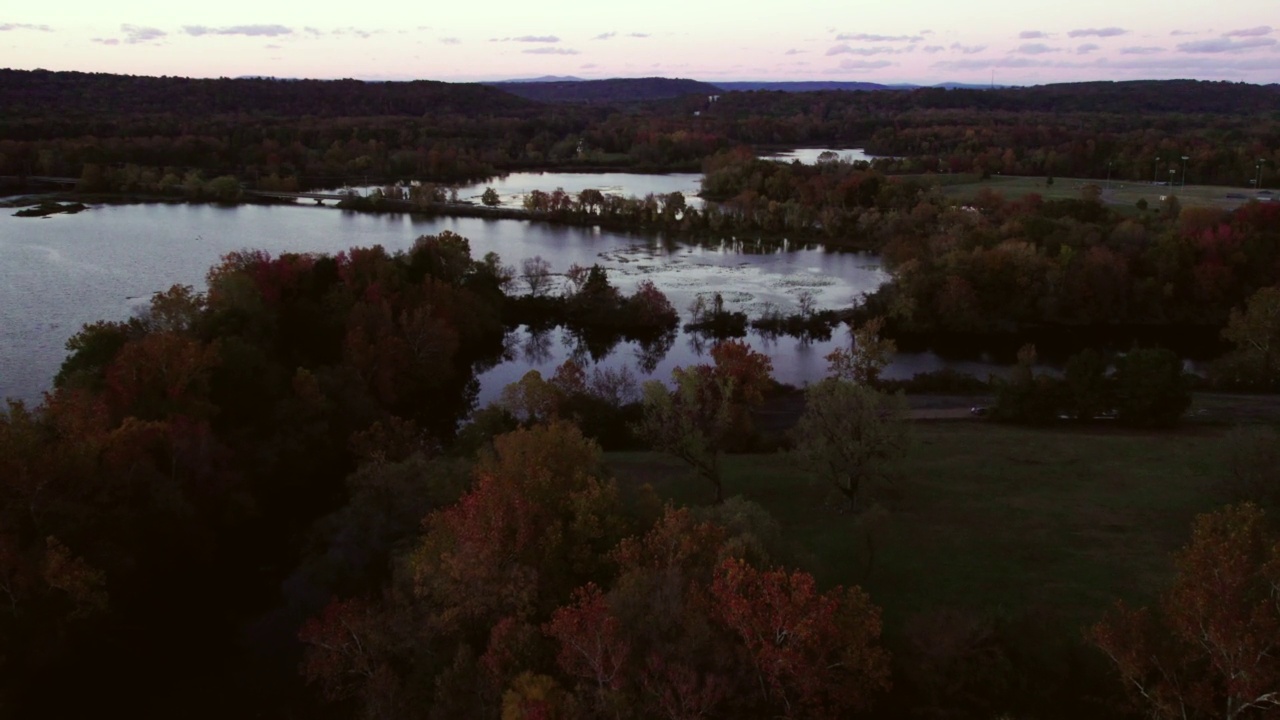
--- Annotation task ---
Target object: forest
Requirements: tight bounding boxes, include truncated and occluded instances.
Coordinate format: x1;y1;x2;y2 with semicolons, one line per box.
3;71;1280;719
2;71;1277;186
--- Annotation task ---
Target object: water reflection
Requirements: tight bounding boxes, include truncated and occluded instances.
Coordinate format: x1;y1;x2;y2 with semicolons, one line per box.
330;171;706;211
760;148;887;165
2;200;1045;409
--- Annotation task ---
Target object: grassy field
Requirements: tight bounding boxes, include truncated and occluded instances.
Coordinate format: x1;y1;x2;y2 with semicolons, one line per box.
607;422;1237;632
917;172;1272;211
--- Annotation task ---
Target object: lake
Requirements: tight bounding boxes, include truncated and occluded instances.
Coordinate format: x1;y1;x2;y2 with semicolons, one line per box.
760;148;886;165
2;199;911;406
328;171;705;210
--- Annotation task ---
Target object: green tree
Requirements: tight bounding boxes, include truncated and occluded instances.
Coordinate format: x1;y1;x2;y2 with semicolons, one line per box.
1218;285;1280;390
1113;347;1189;427
638;367;735;504
204;175;242;202
792;379;911;513
1062;348;1113;421
481;187;500;206
993;344;1061;424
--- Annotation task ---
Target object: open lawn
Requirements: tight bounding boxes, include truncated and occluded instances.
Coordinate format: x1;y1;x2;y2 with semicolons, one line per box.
608;422;1237;632
915;172;1273;212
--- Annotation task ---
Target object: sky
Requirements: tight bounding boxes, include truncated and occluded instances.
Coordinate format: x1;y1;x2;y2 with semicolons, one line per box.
3;0;1278;86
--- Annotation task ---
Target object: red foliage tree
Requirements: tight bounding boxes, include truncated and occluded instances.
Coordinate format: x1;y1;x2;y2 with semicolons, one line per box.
544;583;630;693
711;558;890;718
1090;503;1280;720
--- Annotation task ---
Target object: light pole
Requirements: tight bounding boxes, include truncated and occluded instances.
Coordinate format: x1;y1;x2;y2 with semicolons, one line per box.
1258;158;1266;191
1181;155;1189;187
1153;156;1160;185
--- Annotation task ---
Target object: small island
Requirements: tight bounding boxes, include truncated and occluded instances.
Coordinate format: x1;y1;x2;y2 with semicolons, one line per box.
13;201;88;218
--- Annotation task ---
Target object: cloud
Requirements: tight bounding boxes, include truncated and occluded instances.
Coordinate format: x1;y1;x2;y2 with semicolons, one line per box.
440;37;460;45
592;31;616;40
580;63;597;68
1076;43;1100;54
0;22;52;32
827;44;898;56
1169;30;1196;36
829;59;895;71
329;27;383;39
1177;37;1277;53
495;35;559;43
923;45;945;54
1014;43;1060;55
1019;30;1050;39
122;24;166;44
950;42;986;54
1092;55;1280;73
834;32;923;42
931;53;1280;76
784;48;806;55
1120;46;1164;55
304;27;321;36
628;32;649;38
1068;27;1127;38
91;37;120;45
183;24;293;37
264;43;281;49
933;56;1054;71
522;47;578;55
1224;26;1272;37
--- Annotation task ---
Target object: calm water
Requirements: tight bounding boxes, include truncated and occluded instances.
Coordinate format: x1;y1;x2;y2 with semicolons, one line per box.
332;171;704;210
1;200;911;405
760;148;883;165
455;171;704;209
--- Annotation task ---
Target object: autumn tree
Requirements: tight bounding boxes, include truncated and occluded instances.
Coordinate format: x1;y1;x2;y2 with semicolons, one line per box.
637;341;773;503
543;583;631;714
711;558;891;718
539;502;891;720
298;597;409;717
1090;504;1280;720
411;421;629;636
827;317;896;386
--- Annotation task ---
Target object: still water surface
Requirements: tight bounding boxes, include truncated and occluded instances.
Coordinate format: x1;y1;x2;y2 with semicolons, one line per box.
760;148;883;165
4;201;964;406
331;171;704;210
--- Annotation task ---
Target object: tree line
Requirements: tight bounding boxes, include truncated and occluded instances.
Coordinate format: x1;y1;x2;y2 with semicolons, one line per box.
4;71;1277;191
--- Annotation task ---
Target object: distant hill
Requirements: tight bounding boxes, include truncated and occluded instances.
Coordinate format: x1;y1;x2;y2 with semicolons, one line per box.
905;80;1280;114
493;77;722;103
0;69;537;118
713;81;897;92
492;75;585;84
931;82;1008;90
